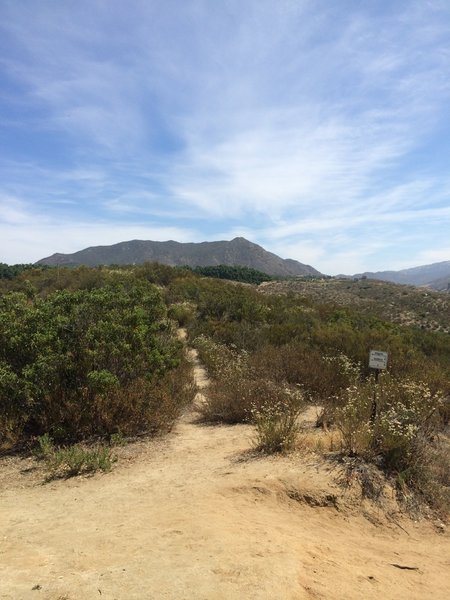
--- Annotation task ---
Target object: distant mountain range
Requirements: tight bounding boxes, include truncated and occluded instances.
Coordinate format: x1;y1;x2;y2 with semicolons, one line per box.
353;261;450;292
37;237;321;278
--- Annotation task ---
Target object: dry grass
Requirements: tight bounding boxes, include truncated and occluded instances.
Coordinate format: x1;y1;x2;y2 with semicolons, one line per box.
296;428;343;454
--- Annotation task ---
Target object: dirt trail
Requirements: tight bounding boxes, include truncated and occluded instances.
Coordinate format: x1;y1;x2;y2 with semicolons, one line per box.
1;335;449;599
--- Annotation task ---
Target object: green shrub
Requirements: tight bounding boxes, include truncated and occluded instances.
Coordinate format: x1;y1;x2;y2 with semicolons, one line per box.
0;279;193;447
191;264;273;284
33;434;116;478
33;433;55;459
167;302;195;326
109;432;126;447
46;444;116;478
80;356;196;437
0;359;31;448
0;262;42;281
134;262;192;286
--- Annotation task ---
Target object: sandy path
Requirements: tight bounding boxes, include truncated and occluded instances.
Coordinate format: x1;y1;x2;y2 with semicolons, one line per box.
1;338;449;599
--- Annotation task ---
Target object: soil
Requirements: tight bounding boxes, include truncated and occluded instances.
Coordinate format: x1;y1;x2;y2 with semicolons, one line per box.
1;339;449;599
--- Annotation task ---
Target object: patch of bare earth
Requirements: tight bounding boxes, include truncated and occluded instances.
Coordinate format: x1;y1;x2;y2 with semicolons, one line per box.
1;337;449;599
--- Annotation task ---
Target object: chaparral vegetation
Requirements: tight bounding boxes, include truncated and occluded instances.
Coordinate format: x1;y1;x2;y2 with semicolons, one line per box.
0;262;449;512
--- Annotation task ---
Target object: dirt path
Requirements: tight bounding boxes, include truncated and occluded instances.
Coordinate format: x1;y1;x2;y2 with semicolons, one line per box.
1;336;449;599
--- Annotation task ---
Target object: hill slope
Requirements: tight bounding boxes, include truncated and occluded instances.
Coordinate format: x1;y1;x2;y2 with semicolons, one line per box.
259;277;450;333
37;237;321;277
355;260;450;290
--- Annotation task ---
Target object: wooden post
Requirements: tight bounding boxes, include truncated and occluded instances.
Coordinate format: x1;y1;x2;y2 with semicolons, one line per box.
368;350;387;425
370;369;379;424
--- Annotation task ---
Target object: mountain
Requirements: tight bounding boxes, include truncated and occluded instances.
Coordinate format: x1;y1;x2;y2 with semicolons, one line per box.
354;260;450;291
426;274;450;292
37;237;322;278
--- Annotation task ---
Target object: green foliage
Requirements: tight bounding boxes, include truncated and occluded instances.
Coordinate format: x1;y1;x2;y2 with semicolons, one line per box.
0;265;107;297
0;263;39;280
190;264;273;284
167;302;195;326
34;435;116;478
134;262;193;286
109;432;126;447
0;276;194;447
167;277;269;327
1;261;448;512
33;433;55;460
48;444;116;477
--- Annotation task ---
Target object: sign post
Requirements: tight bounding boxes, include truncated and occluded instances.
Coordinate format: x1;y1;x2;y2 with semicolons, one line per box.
369;350;388;423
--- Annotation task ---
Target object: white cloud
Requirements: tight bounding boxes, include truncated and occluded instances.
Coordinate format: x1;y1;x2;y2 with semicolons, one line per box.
0;221;198;265
0;195;31;225
0;195;197;264
0;1;449;271
413;247;450;266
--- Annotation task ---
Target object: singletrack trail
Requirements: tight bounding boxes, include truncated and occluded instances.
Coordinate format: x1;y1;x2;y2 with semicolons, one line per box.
1;333;449;599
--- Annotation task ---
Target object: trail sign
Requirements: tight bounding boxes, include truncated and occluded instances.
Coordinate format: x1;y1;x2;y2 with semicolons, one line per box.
369;350;388;370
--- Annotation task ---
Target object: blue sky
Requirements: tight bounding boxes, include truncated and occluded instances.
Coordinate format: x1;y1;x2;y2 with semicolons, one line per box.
1;0;450;274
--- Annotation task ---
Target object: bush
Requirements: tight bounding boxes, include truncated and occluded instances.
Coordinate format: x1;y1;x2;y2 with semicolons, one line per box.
191;264;273;284
0;280;194;447
252;385;305;453
167;302;195;326
195;349;256;423
193;334;306;437
33;432;55;459
335;376;442;459
192;335;238;378
54;353;196;439
193;335;273;423
334;374;448;509
34;434;116;478
49;444;116;477
333;383;374;455
249;344;361;408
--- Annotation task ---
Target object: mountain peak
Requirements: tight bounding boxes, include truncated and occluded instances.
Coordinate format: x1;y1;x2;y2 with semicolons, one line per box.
37;238;321;278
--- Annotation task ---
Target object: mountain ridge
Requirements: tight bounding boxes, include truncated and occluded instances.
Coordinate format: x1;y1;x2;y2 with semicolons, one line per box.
353;260;450;291
37;237;321;278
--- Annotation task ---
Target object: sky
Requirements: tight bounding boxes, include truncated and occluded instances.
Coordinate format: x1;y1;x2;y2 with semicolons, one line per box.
1;0;450;274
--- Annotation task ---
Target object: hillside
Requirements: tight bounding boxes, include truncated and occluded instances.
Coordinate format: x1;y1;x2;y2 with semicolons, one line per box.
37;237;321;278
259;277;450;333
355;260;450;290
427;274;450;293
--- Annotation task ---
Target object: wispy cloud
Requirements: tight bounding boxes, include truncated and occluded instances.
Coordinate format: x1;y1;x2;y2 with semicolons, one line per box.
0;1;449;272
0;193;197;264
